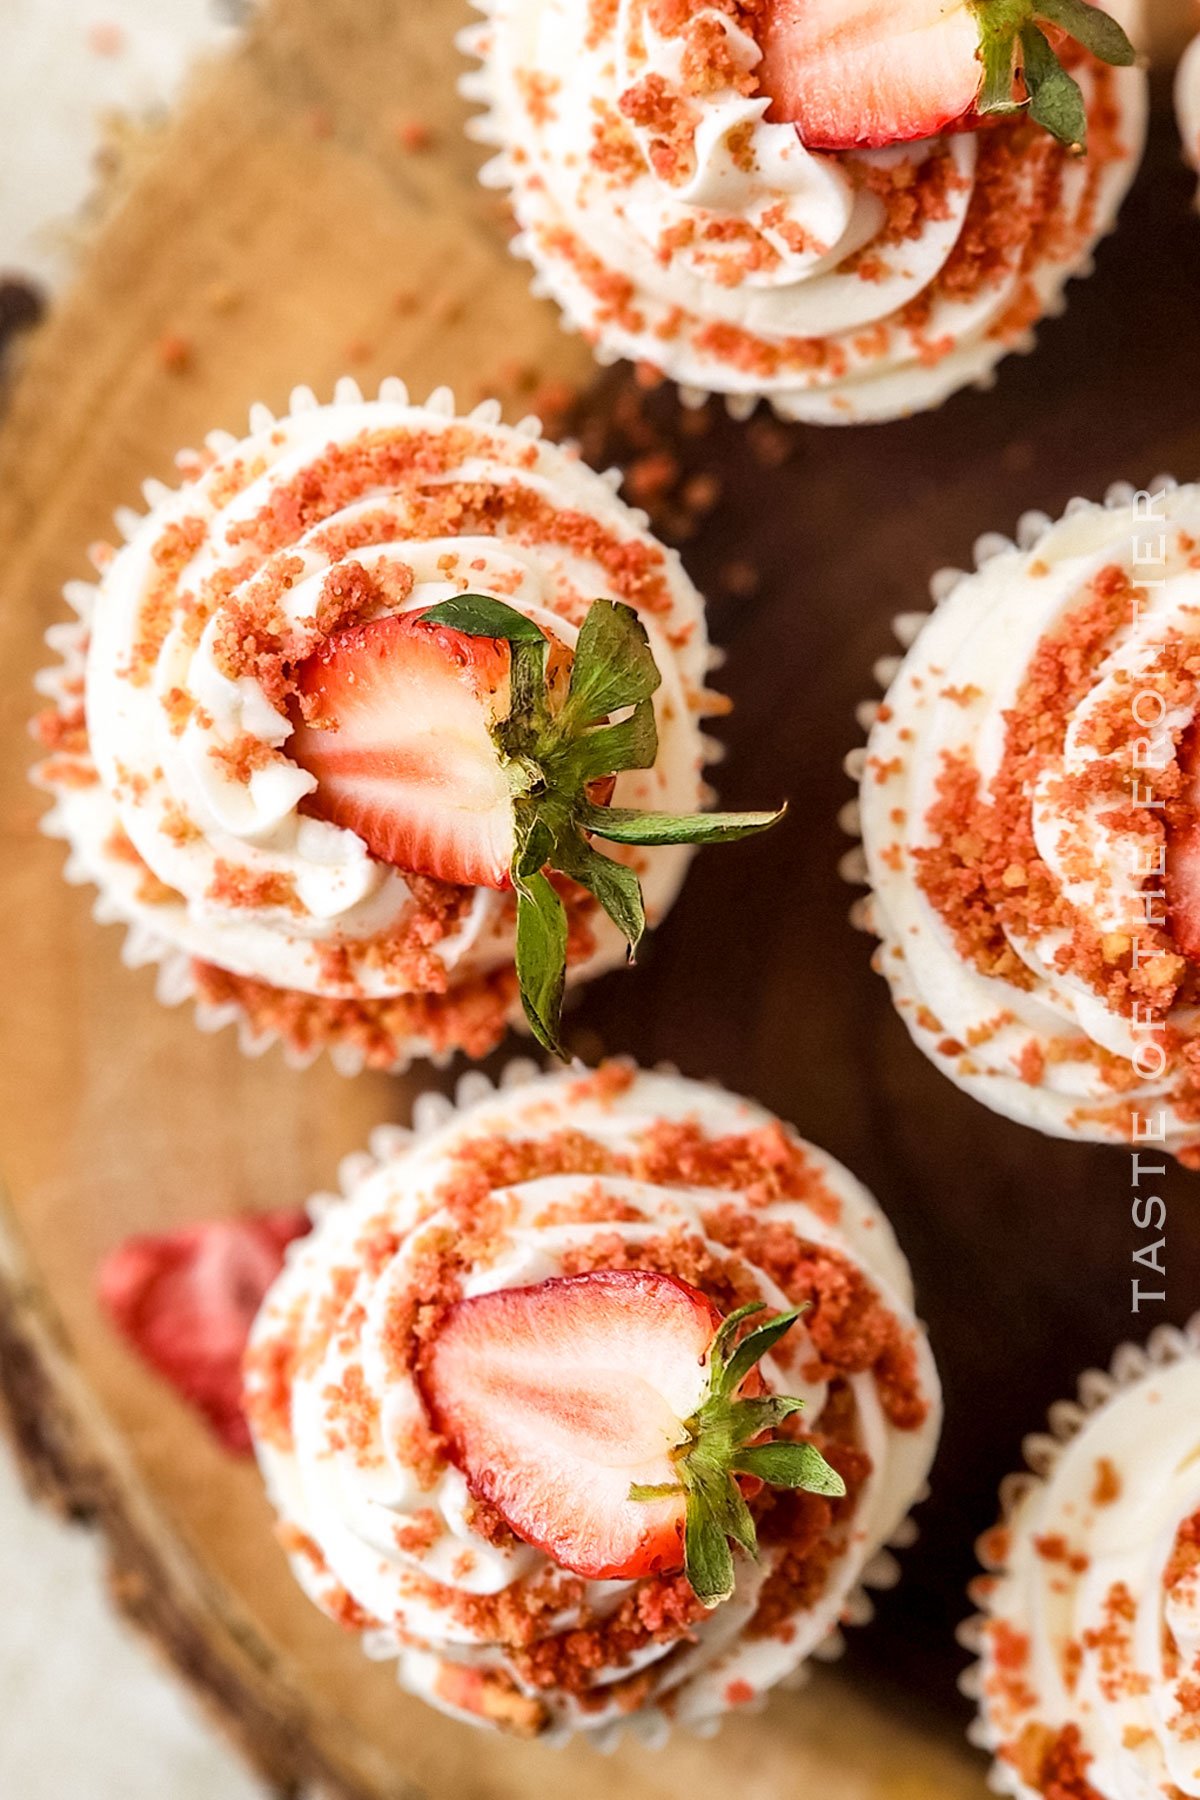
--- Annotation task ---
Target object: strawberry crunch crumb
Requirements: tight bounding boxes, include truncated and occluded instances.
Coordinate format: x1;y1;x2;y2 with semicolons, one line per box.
191;960;521;1069
915;570;1157;994
906;555;1200;1132
1004;1722;1104;1799
567;1060;637;1107
206;860;303;916
1091;1458;1122;1508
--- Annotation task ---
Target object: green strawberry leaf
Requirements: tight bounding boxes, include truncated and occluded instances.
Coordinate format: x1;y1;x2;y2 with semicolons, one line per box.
727;1394;808;1440
423;593;549;642
424;594;785;1058
970;0;1133;145
1021;21;1087;147
1036;0;1135;64
563;600;662;728
512;811;557;882
711;1466;759;1559
734;1442;848;1497
629;1296;844;1609
710;1301;766;1366
561;700;658;785
513;869;567;1057
554;835;646;954
582;803;786;847
720;1306;806;1396
684;1499;735;1608
423;593;551;734
509;639;552;736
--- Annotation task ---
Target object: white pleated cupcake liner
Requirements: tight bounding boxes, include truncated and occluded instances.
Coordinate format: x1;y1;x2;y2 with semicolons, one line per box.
285;1055;931;1752
456;1;1142;430
955;1313;1200;1795
31;375;729;1080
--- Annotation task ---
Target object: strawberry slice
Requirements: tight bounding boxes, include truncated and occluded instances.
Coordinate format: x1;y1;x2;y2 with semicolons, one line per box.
421;1271;721;1583
760;0;982;147
290;612;517;887
97;1208;311;1454
1168;722;1200;962
758;0;1136;153
286;594;783;1057
417;1270;846;1605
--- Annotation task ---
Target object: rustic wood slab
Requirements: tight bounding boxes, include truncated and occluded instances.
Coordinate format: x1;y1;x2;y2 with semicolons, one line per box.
1;2;1197;1796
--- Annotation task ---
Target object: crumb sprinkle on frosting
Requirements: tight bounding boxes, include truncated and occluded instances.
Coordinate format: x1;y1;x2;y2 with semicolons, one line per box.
32;388;716;1072
860;485;1200;1160
468;0;1145;422
974;1327;1200;1798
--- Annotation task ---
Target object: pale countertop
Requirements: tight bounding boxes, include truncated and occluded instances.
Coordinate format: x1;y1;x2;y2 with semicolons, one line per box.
1;0;246;294
1;19;265;1798
0;1447;266;1799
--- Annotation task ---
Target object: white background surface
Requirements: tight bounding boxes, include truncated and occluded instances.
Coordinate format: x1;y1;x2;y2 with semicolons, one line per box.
2;5;269;1794
0;1447;267;1798
1;0;244;288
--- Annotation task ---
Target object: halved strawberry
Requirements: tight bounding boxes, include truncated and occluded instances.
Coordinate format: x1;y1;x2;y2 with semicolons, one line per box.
758;0;1135;153
97;1208;311;1453
417;1270;846;1606
1167;721;1200;961
288;594;784;1056
290;612;517;887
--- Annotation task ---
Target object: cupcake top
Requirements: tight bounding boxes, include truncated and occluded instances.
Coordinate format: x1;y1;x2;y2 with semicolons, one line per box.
32;382;728;1071
972;1321;1200;1800
1177;30;1200;197
858;481;1200;1161
467;0;1146;423
245;1062;941;1740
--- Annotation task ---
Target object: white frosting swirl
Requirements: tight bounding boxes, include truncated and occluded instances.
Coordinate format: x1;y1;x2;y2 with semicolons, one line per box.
860;483;1200;1158
34;386;713;1067
976;1323;1200;1799
468;0;1146;423
246;1065;941;1740
1177;31;1200;201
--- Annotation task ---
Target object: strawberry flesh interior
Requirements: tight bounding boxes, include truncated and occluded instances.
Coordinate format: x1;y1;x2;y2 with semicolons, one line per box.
288;611;519;889
758;0;984;149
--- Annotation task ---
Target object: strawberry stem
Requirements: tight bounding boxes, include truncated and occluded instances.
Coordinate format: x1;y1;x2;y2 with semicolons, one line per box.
631;1302;847;1609
423;595;785;1058
973;0;1135;150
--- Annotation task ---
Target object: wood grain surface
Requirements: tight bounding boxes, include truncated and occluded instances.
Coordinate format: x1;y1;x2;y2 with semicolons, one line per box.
0;2;1198;1796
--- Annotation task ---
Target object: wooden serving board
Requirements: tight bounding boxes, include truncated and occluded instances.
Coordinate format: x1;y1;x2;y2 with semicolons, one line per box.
1;2;1198;1795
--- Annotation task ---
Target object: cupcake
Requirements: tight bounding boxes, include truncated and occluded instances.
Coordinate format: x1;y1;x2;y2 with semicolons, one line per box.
965;1315;1200;1799
1177;27;1200;196
245;1060;942;1741
853;479;1200;1162
463;0;1147;424
31;380;777;1073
